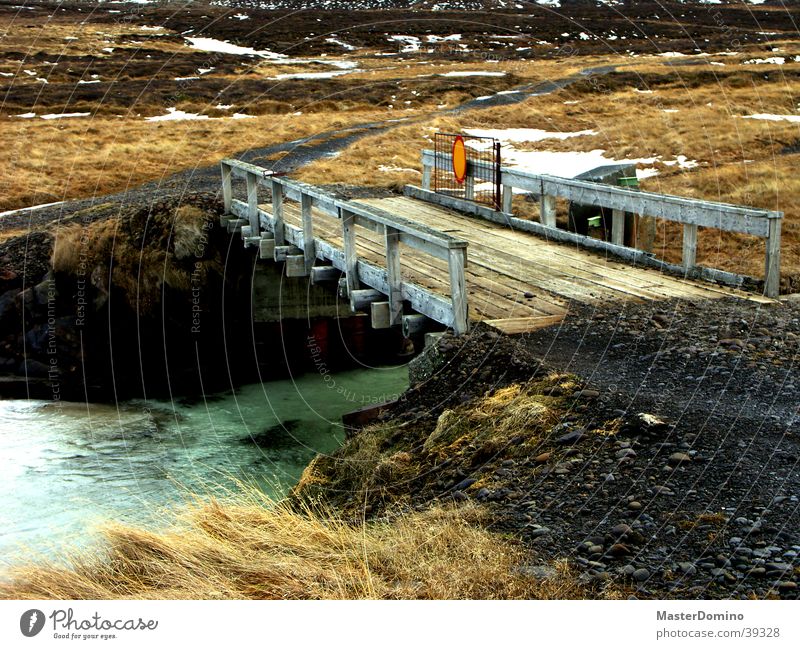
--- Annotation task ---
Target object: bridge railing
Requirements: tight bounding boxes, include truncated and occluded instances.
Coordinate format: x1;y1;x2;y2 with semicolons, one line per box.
419;149;783;298
221;158;470;334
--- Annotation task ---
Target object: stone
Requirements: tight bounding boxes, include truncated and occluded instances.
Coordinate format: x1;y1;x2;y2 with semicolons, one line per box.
609;543;631;557
678;562;697;576
453;478;477;491
534;452;551;463
632;568;650;582
668;452;692;464
574;389;600;399
611;523;633;538
556;430;584;445
628;501;643;510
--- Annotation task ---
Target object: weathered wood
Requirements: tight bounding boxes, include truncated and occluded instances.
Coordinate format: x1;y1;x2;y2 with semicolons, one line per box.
341;208;359;297
682;223;698;272
384;225;403;326
448;247;469;335
404;185;513;222
274;245;302;262
220;162;232;213
246;172;259;236
483;314;565;335
351;288;384;311
540;194;557;228
402;314;430;337
311;265;340;284
370;301;392;329
240;225;252;238
243;236;261;248
464;175;475;201
422;163;432;190
502;185;513;214
259;237;275;260
611;209;625;246
765;217;782;298
301;193;315;273
226;218;247;233
286;255;308;277
271;179;285;246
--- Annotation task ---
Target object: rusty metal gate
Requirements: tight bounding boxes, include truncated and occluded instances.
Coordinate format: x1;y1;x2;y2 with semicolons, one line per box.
433;133;501;210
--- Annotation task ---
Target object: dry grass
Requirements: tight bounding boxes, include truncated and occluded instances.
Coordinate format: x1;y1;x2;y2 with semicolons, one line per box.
50;202;217;313
0;493;606;600
0;110;387;211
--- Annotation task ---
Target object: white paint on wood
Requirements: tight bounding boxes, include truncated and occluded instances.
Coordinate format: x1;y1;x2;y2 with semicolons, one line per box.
540;194;557;228
611;208;625;246
682;223;698;272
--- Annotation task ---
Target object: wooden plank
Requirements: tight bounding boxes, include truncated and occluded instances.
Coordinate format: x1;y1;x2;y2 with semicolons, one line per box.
448;247;469;335
384;225;403;326
259;237;275;260
682;223;698;272
286;255;308;277
765;217;782;298
371;302;392;329
502;184;513;214
272;179;285;246
311;265;340;283
611;209;625;246
220;162;232;213
341;208;359;298
540;194;557;228
351;288;385;311
483;314;565;335
246;172;259;236
301;193;315;274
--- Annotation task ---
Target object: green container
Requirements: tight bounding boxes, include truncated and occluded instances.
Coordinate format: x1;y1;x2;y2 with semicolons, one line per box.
618;176;639;188
587;216;602;228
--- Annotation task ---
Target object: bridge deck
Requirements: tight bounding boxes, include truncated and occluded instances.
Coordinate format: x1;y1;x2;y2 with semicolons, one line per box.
266;194;768;333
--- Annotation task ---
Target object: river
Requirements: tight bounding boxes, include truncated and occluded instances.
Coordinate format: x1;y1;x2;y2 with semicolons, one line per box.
0;365;408;562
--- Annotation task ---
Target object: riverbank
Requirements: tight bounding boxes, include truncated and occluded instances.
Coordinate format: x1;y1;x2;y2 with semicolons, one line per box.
2;296;798;599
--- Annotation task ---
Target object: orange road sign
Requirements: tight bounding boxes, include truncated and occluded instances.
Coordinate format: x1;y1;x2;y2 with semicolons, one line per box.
452;135;467;184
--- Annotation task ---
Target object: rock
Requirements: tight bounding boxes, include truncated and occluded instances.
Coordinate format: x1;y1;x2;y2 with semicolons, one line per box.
628;501;643;510
778;581;797;592
678;562;697;576
534;452;551;463
529;527;551;538
523;291;535;299
453;478;477;491
616;448;637;459
668;452;692;465
611;523;633;538
622;412;670;438
475;487;490;499
632;568;650;582
609;543;631;557
555;430;584;445
451;490;468;502
574;389;600;399
17;358;50;378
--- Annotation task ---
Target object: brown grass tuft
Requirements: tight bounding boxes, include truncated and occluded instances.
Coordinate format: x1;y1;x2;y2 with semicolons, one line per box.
0;494;608;600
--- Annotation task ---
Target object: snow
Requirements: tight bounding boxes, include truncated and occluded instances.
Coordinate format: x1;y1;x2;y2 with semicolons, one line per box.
659;52;687;58
175;76;200;81
743;57;785;65
14;112;36;118
388;35;421;53
325;37;357;51
78;79;101;84
40;112;91;120
185;36;286;60
0;201;64;218
427;34;462;43
145;108;210;122
378;164;420;174
741;113;800;123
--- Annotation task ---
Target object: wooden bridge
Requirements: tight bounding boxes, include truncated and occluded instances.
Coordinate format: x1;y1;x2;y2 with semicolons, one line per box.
219;152;781;336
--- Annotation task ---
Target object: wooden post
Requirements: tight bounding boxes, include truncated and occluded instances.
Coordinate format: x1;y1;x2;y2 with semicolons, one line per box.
422;163;432;190
341;208;359;298
271;179;284;246
502;185;513;214
540;194;556;228
384;225;403;326
682;223;698;272
301;192;315;272
246;172;259;236
448;247;468;335
611;209;625;246
220;162;232;213
764;217;782;298
464;175;475;201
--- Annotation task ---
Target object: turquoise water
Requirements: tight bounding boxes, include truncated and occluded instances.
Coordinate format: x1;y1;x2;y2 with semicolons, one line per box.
0;366;408;561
